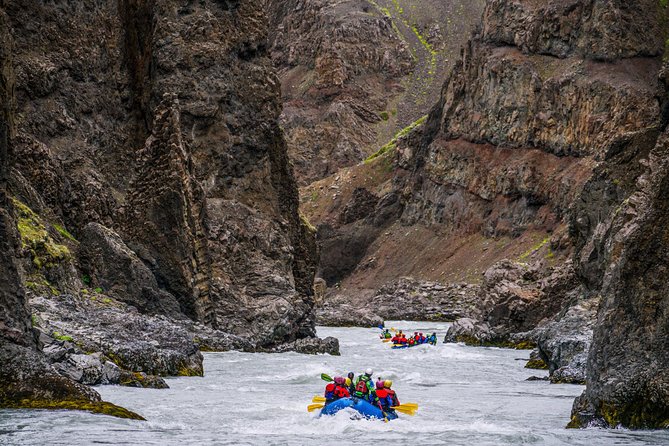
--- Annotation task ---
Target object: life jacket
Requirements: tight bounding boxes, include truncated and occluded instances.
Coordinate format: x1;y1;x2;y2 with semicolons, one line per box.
391;336;399;343
333;384;349;398
374;388;390;409
325;383;336;401
386;389;399;406
355;379;369;396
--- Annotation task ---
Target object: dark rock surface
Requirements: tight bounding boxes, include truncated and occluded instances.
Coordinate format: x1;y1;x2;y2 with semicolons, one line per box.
266;336;340;356
570;90;669;427
268;0;485;184
444;260;578;346
0;0;337;417
79;222;182;317
0;11;140;418
316;277;477;326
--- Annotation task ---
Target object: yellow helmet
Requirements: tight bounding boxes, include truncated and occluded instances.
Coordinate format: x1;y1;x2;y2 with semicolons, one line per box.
345;378;351;387
384;380;392;388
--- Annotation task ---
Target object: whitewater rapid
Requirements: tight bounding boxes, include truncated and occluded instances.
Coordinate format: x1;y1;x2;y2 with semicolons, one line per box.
2;321;668;445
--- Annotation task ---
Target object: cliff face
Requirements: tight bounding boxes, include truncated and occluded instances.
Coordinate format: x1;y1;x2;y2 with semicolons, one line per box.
410;0;669;428
304;0;669;428
5;0;317;345
305;0;661;294
0;6;141;418
267;0;485;184
0;0;329;408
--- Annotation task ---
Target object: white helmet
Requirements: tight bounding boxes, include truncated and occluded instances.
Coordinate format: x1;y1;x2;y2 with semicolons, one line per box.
365;368;373;376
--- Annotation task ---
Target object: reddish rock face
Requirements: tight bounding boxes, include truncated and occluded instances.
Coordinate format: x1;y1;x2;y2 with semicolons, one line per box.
267;0;486;185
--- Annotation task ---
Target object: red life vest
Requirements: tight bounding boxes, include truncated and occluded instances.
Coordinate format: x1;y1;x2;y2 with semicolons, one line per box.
334;385;350;398
375;388;389;399
355;380;369;395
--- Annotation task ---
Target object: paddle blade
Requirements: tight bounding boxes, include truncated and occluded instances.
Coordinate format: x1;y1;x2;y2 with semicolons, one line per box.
307;403;324;412
392;406;416;416
396;403;418;409
320;373;333;382
312;396;326;403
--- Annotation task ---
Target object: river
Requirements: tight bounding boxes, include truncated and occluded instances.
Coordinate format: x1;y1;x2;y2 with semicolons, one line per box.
2;321;668;445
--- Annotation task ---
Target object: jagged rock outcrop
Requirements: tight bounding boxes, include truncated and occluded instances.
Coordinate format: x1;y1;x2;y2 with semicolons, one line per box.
3;0;321;346
569;65;669;428
79;222;182;317
443;260;578;348
532;296;599;384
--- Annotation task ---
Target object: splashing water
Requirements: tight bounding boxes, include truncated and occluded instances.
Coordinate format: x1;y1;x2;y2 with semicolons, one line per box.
2;321;668;445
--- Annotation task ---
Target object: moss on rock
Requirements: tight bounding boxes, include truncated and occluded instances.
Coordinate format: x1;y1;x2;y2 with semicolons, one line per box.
455;335;536;350
525;358;549;370
11;198;71;269
3;399;145;420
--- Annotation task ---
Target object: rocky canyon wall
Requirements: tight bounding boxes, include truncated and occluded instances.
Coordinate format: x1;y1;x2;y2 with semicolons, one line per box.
267;0;485;184
304;0;669;428
0;0;334;413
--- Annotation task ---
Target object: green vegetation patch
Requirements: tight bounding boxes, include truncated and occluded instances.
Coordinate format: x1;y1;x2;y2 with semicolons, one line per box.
53;223;76;241
52;331;74;342
365;115;427;163
519;237;551;261
525;358;549;370
12;198;71;269
455;335;536;350
300;212;317;234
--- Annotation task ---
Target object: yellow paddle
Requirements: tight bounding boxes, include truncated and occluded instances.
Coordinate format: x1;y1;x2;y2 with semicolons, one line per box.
395;403;418;409
312;396;326;403
391;405;417;415
307;403;324;412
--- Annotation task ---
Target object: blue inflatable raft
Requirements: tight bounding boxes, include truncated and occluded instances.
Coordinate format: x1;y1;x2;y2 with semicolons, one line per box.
319;397;398;420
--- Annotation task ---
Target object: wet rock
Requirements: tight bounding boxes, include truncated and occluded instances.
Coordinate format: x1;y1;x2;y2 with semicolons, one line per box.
531;297;598;385
444;318;495;345
53;354;104;386
30;292;206;379
101;360;121;385
267;336;340;356
119;371;168;389
526;376;550;382
79;223;182;317
525;350;548;370
315;303;383;328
